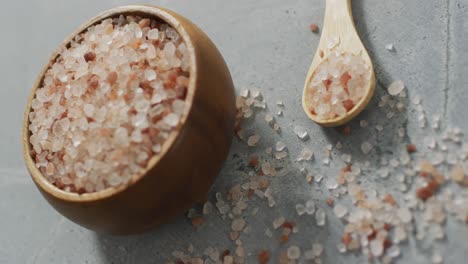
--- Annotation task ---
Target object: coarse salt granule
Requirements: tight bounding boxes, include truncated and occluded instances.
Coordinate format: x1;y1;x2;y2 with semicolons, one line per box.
307;52;371;120
28;15;190;193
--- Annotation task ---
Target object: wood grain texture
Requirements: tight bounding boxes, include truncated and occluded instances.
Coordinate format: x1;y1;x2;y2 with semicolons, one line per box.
302;0;376;127
22;5;236;235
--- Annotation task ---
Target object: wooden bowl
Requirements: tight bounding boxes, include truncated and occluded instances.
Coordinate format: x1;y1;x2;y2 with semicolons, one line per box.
22;5;236;235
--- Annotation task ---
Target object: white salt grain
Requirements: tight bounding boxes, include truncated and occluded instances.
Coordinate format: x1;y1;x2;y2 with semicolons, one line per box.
361;141;373;154
326;178;338;190
265;114;274;124
287;246;301;260
397;207;412;223
333;204;348;218
315;208;326;226
370;240;384;257
247;135;260;147
276;141;286;151
306;200;316;215
385;43;395;51
432;252;443;264
239;88;249;98
273;217;285;229
231;218;246;231
297;148;314;161
388;80;405;96
296;204;306;216
294;125;309;140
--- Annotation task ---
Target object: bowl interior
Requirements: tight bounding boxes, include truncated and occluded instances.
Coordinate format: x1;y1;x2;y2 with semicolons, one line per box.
23;5;197;202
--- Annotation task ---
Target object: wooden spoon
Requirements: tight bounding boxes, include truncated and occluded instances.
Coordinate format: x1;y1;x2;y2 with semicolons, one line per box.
302;0;376;127
22;5;236;235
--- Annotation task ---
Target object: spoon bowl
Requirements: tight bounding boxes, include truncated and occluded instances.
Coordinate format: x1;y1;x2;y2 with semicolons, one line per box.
302;0;375;127
22;5;236;235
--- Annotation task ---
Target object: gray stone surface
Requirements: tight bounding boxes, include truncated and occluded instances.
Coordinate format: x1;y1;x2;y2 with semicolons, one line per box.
1;0;467;263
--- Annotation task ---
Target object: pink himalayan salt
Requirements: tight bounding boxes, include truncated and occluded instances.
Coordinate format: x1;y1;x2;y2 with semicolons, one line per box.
307;52;371;120
28;15;190;193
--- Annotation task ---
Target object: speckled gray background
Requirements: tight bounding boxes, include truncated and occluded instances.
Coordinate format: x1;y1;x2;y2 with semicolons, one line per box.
1;0;467;263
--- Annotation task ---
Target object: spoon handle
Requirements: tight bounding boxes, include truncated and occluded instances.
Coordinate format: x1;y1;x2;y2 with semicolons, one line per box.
322;0;364;55
324;0;355;34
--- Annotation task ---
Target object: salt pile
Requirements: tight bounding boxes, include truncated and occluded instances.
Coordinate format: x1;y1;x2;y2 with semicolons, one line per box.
307;52;371;120
28;15;190;193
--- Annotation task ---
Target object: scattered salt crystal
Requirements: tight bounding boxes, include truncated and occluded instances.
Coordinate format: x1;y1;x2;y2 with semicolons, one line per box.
412;95;422;105
336;141;343;149
232;218;246;231
337;243;347;253
274;151;288;160
431;252;443;264
385;43;395;51
304;250;315;260
265;114;274;124
361;141;373;154
250;88;261;98
235;246;245;257
305;200;315;215
273;123;281;132
276;100;284;107
247;135;260;147
239;88;249;98
388;80;405;96
315;174;324;183
297;148;314;161
276;110;283;116
312;243;323;256
325;178;338;190
276;141;286;151
342;154;352;163
294;125;309;140
376;124;384;132
387;246;400;258
451;164;465;183
203;202;213;215
398;127;406;137
370;240;383;257
273;217;285;229
315;208;326;226
425;137;437;149
296;204;306;216
287;246;301;260
394;226;407;243
379;168;390;178
397;207;412;223
333;204;348;218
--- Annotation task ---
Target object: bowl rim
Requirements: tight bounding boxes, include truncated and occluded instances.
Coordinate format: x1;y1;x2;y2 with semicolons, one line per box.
22;5;198;202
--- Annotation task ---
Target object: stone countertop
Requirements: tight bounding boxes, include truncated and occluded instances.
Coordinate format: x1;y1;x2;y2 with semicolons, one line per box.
1;0;467;263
